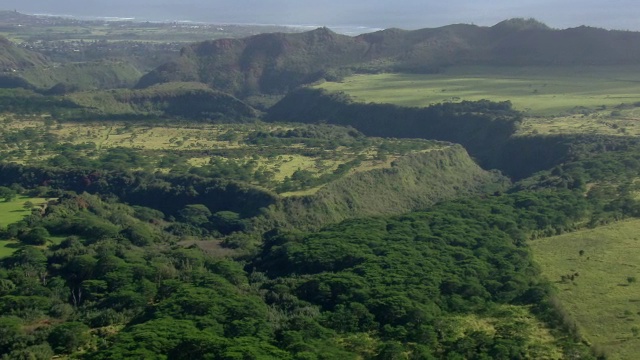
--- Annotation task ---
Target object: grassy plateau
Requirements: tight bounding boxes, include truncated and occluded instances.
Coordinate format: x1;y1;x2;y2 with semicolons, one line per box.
0;117;438;195
316;66;640;116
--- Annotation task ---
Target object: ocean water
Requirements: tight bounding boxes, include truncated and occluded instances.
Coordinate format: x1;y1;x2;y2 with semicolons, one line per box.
23;13;383;36
3;0;443;31
132;3;426;30
3;0;639;32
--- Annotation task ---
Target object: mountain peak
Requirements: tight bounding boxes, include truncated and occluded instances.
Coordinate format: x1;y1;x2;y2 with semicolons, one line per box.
311;26;335;34
305;26;339;40
492;18;551;32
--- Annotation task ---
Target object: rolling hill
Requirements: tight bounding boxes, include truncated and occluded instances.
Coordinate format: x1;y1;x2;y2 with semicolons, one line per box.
66;82;259;121
21;60;143;92
138;19;640;97
0;35;47;71
0;37;144;92
0;35;49;89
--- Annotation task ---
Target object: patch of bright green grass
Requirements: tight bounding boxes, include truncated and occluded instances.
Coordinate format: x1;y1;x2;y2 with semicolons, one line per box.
316;66;640;116
0;196;49;228
0;240;20;258
48;236;66;246
530;219;640;359
0;237;70;259
0;195;50;258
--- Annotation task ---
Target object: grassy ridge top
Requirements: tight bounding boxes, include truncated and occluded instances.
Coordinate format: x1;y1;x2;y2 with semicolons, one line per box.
0;114;509;230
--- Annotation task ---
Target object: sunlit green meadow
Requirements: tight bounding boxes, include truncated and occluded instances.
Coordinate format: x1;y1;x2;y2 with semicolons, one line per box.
316;66;640;116
531;219;640;359
0;196;49;228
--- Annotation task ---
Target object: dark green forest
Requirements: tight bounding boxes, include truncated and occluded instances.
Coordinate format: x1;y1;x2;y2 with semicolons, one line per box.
2;97;639;358
1;185;627;359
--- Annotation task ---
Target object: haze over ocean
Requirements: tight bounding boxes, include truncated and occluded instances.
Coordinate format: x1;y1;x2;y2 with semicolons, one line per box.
2;0;640;31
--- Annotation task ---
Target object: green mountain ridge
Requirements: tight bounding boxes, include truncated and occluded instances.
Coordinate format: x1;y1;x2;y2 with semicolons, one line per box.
269;144;509;229
22;60;143;93
138;20;640;97
66;82;258;121
136;27;369;96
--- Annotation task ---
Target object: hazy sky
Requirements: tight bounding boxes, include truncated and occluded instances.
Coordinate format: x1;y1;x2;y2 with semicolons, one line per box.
3;0;639;31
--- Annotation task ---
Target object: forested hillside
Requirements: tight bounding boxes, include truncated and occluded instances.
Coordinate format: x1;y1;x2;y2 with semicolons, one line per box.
0;83;258;121
67;82;258;121
136;27;369;96
2;97;638;357
2;183;625;359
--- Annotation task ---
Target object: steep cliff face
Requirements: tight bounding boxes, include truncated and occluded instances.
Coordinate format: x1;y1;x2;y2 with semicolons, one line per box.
265;88;608;180
268;144;509;229
266;88;519;170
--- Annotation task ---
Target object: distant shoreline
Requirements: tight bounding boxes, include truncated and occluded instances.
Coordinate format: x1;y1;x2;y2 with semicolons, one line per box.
13;11;383;35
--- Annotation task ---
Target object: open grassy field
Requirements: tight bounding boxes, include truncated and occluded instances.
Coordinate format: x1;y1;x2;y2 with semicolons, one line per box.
0;234;73;259
530;219;640;359
0;196;50;228
0;196;53;258
316;66;640;116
